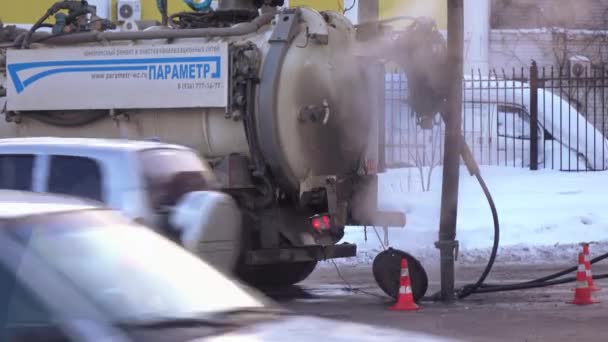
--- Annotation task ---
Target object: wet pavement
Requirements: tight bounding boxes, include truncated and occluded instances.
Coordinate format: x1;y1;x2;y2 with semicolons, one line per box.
269;262;608;342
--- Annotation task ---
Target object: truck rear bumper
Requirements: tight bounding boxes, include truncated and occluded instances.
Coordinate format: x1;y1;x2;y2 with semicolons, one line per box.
245;243;357;265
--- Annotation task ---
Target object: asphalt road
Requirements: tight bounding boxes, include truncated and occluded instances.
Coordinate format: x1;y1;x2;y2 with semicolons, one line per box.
269;262;608;342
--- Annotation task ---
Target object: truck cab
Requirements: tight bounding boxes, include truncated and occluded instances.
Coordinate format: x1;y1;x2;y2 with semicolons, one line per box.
0;137;241;273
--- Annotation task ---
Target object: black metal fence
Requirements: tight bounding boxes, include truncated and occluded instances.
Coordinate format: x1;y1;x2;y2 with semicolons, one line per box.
384;63;608;172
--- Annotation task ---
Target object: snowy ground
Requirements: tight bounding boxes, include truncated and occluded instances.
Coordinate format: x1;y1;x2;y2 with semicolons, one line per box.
332;166;608;268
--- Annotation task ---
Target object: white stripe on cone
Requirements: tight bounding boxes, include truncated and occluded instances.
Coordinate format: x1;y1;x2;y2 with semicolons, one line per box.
398;285;413;294
401;268;409;277
576;280;588;288
578;264;586;272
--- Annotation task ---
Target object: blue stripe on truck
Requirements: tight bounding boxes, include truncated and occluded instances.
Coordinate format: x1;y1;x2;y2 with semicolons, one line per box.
8;56;222;94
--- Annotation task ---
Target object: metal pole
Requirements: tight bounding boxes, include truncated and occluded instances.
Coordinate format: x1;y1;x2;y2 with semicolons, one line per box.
357;0;383;172
436;0;464;302
530;61;539;170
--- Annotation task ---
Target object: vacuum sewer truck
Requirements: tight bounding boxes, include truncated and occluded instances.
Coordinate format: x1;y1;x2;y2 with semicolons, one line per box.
0;0;406;287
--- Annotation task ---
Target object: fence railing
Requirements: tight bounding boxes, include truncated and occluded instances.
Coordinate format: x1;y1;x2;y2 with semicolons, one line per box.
384;63;608;172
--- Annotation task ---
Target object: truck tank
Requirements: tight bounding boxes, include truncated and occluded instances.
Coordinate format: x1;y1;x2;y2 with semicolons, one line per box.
0;6;372;192
0;1;395;287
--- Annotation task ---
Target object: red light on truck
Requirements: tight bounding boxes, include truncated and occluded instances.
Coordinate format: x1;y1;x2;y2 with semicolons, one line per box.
312;217;322;230
311;214;331;231
322;215;330;227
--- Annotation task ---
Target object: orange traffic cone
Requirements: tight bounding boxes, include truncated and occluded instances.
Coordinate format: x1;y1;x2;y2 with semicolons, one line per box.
568;253;599;305
581;243;601;292
390;258;420;311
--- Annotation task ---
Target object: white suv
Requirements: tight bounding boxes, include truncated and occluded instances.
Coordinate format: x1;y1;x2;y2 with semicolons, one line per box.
0;137;242;273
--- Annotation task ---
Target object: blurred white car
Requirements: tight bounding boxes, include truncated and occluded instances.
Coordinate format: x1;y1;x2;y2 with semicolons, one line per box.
0;190;461;342
0;137;241;274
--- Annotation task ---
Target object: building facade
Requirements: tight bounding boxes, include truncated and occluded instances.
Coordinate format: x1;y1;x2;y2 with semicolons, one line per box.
8;1;606;69
0;0;345;26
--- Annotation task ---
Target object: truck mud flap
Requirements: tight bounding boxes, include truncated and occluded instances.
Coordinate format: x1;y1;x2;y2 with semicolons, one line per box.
245;243;357;265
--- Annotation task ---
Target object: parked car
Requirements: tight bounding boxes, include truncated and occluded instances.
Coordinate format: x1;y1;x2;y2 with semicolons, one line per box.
0;190;461;342
385;76;608;171
0;137;241;274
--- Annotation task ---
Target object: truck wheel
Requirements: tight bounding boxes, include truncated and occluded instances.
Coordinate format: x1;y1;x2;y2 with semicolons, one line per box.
238;261;318;288
372;248;428;302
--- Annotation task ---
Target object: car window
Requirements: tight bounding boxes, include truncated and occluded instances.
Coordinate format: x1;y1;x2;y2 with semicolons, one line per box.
138;149;218;209
0;264;71;342
497;105;530;139
497;105;542;140
0;155;34;191
47;156;103;202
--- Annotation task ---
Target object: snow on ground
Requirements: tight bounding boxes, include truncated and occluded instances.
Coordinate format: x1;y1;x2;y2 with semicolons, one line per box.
331;166;608;267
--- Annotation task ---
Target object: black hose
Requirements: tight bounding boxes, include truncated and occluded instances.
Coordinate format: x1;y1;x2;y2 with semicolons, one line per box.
479;252;608;289
22;5;57;48
455;138;500;299
457;172;500;298
22;1;96;48
534;251;608;282
474;273;608;294
453;135;608;298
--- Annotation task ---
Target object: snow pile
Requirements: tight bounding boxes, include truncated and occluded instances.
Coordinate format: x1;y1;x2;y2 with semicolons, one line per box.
335;166;608;267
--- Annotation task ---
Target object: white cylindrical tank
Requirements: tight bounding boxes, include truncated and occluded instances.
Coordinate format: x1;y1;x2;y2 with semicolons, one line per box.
0;7;373;192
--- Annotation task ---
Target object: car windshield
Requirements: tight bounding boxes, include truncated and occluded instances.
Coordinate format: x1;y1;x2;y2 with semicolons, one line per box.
8;210;265;322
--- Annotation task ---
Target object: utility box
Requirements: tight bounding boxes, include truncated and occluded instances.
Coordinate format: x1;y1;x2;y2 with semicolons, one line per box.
569;55;591;78
117;0;142;22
